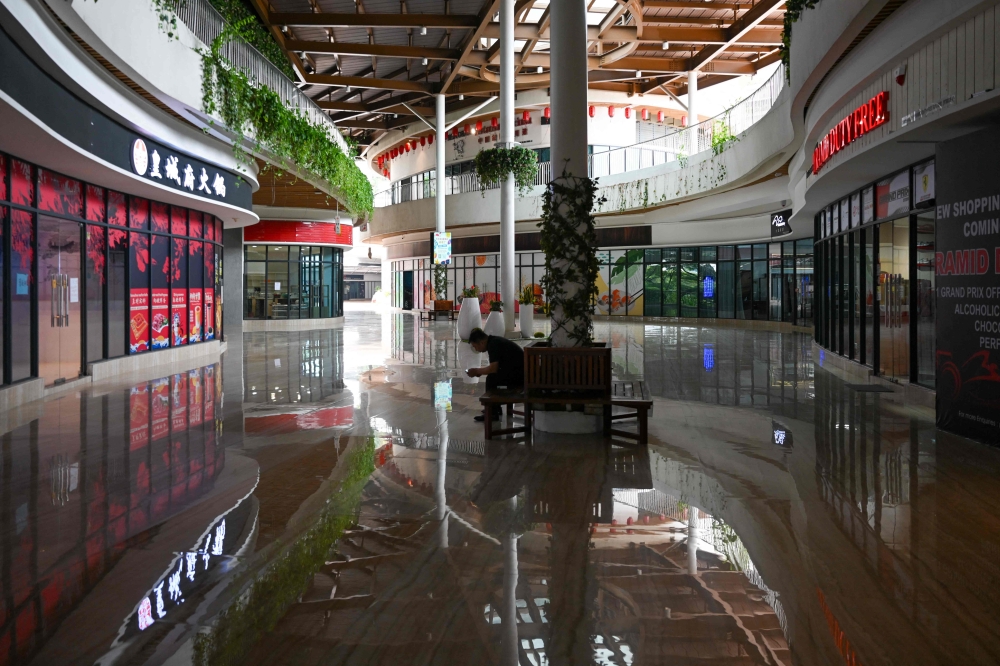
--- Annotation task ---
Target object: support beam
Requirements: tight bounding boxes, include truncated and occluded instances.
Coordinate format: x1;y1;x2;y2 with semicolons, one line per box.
643;1;751;9
686;0;785;71
269;12;480;28
440;0;502;93
316;100;435;116
304;74;433;92
285;40;461;61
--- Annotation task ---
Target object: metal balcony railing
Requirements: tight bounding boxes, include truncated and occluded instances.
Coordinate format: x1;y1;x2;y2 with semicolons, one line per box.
373;63;785;208
173;0;349;154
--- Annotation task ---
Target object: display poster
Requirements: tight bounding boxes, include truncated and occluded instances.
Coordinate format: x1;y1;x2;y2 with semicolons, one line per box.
129;385;149;452
433;232;452;264
831;205;839;234
770;209;793;238
851;193;861;228
434;381;453;411
172;289;187;346
129;289;150;354
171;372;188;434
862;186;874;224
151;288;169;349
876;170;910;219
189;290;203;343
914;161;935;205
840;199;850;230
935;128;1000;443
151;377;170;441
204;289;215;340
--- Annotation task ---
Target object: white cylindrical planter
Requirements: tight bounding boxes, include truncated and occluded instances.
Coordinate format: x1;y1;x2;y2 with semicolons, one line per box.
458;341;482;383
484;310;506;337
519;305;534;338
458;297;483;341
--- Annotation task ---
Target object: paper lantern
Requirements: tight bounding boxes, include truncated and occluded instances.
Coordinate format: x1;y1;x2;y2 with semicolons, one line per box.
681;115;688;127
420;136;426;147
608;106;615;117
464;123;471;135
589;105;595;117
642;109;649;121
543;106;550;118
405;143;410;153
429;134;434;144
522;110;530;122
491;116;499;129
657;110;664;123
625;107;631;119
476;120;483;132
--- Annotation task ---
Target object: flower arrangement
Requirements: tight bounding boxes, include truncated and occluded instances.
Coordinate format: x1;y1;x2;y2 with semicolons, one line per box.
518;285;535;306
461;285;480;300
489;300;503;312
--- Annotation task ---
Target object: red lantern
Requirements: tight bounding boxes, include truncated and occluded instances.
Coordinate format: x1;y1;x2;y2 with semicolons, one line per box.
404;143;410;153
464;123;471;135
657;110;664;123
681;115;688;126
476;120;483;132
390;148;396;158
543;106;550;119
522;110;530;122
625;107;631;119
491;116;499;129
420;136;426;147
588;105;595;117
608;106;615;117
429;134;434;144
641;108;649;121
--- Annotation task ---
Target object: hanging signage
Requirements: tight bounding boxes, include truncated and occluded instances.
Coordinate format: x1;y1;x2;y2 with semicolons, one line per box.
935;127;1000;443
812;91;889;174
770;209;793;238
914;161;935;205
433;231;452;265
876;170;910;219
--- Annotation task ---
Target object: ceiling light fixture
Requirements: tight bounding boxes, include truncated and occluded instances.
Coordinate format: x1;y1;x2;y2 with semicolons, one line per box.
636;70;642;78
420;26;427;35
662;41;670;50
422;57;428;65
459;94;465;101
537;66;543;74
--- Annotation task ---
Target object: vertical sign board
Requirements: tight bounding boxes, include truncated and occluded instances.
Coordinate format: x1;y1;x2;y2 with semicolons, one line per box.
935;128;1000;443
432;232;452;264
770;209;793;238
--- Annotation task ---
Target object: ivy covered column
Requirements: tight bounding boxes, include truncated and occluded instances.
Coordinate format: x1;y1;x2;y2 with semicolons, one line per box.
544;0;596;347
499;0;517;332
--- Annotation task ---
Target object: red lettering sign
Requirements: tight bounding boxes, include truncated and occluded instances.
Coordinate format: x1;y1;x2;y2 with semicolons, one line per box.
813;91;889;174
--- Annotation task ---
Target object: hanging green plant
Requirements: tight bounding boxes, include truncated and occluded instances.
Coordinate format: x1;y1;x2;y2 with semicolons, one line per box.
781;0;820;81
711;117;739;156
200;22;373;216
472;145;539;195
538;171;605;347
207;0;296;78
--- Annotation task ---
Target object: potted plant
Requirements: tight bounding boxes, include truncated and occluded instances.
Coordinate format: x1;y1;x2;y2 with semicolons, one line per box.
433;263;452;312
484;299;505;336
518;285;535;338
457;285;483;341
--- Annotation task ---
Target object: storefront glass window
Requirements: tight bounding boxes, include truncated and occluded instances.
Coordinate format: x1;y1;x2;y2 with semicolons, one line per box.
795;238;813;328
680;263;698;318
243;245;344;320
915;212;935;388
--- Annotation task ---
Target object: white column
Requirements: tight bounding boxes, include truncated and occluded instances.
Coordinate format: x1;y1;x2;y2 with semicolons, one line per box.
547;0;589;347
687;70;699;156
687;508;699;575
500;497;520;666
499;0;516;333
435;406;449;549
435;93;447;234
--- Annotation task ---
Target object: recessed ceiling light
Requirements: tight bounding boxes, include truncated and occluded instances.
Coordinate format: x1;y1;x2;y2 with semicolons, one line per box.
422;57;428;65
662;41;670;50
420;26;427;35
537;66;543;74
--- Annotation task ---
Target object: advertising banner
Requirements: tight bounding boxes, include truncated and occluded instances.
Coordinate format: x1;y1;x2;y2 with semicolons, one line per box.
151;288;169;349
935;128;1000;443
914;161;935;205
204;289;215;340
172;289;187;346
129;289;149;354
189;289;202;343
851;193;861;228
876;170;910;219
433;231;452;264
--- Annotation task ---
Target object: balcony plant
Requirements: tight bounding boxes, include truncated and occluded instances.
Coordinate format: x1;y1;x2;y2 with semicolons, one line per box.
457;286;483;341
472;145;539;196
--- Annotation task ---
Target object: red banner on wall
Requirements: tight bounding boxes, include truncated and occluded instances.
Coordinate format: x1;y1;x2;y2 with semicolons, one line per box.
172;289;187;346
151;288;169;349
189;290;202;343
204;289;215;340
129;289;149;354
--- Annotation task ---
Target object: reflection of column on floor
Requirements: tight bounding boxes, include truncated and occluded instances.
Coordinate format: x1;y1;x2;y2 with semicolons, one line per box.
500;497;519;666
688;509;699;575
549;522;594;666
435;408;449;549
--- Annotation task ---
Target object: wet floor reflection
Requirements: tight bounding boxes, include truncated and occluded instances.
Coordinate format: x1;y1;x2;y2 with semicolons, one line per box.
4;307;1000;665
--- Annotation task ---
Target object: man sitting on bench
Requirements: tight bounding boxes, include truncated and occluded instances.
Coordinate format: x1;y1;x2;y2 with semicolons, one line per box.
466;328;524;422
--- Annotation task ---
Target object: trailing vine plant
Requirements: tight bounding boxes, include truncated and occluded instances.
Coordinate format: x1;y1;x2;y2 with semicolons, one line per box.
781;0;820;81
472;146;539;195
539;169;605;347
711;116;739;156
206;0;296;78
433;263;448;299
200;20;373;216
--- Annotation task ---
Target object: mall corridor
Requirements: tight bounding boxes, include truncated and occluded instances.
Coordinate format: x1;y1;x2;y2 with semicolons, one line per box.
0;307;998;665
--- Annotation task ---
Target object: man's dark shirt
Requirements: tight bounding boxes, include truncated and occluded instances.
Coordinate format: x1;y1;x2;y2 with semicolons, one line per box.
486;335;525;387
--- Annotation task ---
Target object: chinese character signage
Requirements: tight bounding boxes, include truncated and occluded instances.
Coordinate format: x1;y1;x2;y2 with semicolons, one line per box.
130;139;236;203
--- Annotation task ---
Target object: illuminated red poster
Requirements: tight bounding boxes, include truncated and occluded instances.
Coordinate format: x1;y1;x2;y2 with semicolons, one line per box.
129;289;150;354
189;369;203;427
189;289;202;343
204;289;215;340
171;373;188;433
129;385;149;451
151;377;170;441
172;289;187;346
151;289;169;349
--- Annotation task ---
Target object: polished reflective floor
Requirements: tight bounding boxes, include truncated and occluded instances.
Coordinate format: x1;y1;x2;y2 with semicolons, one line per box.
2;303;1000;665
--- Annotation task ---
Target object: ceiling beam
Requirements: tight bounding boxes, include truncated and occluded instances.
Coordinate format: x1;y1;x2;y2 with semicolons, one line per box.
304;74;433;92
317;100;435;116
440;0;501;93
269;12;479;29
687;0;785;71
643;1;752;9
642;17;783;27
285;39;461;60
639;26;782;45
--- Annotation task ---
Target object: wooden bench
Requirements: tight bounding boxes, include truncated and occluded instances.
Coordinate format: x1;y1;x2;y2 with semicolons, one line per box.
609;380;653;444
416;305;457;322
480;389;531;440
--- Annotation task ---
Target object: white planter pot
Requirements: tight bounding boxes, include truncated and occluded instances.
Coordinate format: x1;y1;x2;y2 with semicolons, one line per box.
519;305;534;338
484;310;506;336
457;297;483;341
457;341;482;383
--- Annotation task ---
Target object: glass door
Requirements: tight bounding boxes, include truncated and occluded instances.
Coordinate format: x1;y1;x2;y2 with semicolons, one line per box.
878;218;910;380
38;216;83;385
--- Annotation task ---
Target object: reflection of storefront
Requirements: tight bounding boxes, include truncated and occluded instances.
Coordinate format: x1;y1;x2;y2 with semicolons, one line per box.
243;221;351;323
813;160;936;389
